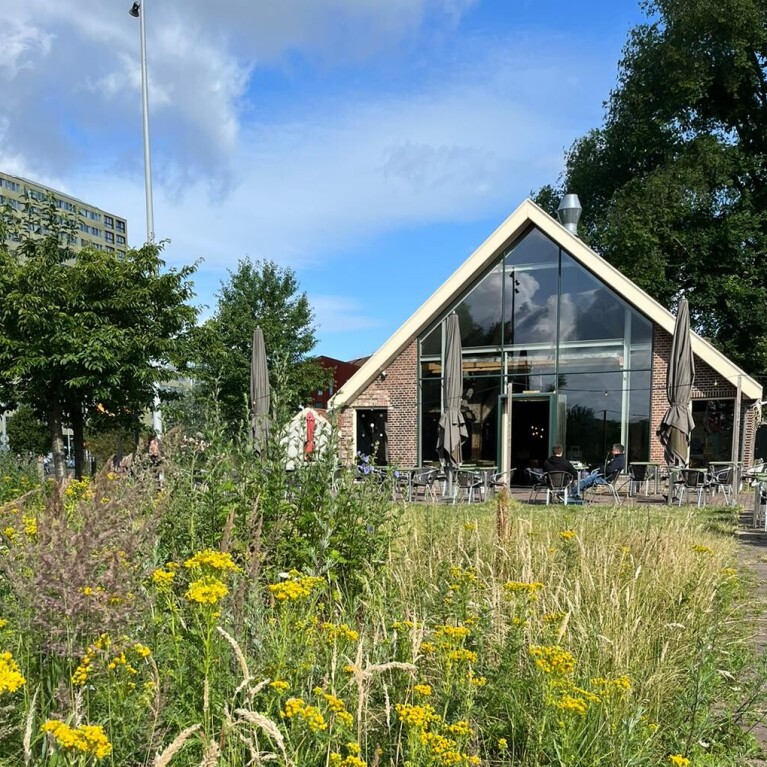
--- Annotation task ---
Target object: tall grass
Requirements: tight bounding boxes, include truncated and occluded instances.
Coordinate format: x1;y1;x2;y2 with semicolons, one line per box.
0;450;762;767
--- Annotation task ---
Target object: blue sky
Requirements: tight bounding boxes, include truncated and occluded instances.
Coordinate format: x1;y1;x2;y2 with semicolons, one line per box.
1;0;646;360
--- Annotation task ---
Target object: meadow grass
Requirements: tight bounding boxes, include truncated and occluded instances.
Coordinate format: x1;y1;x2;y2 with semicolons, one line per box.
0;463;762;767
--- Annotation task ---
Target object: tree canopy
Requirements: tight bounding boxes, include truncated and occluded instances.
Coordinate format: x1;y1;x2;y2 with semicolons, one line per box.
190;258;327;433
537;0;767;376
0;198;197;479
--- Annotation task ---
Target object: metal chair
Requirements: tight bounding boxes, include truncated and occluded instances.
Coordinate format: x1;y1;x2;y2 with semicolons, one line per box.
453;469;484;504
709;467;735;506
676;469;711;507
628;464;651;497
410;468;439;502
489;468;515;495
583;470;626;505
529;470;574;505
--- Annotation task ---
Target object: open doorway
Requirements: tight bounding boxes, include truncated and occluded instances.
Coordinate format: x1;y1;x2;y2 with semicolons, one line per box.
511;398;550;482
356;409;388;465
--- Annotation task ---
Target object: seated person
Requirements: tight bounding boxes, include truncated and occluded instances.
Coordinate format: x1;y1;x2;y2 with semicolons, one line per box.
543;445;577;480
572;443;625;499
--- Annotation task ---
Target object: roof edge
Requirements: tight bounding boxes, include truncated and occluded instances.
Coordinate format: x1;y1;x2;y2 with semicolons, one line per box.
330;199;761;408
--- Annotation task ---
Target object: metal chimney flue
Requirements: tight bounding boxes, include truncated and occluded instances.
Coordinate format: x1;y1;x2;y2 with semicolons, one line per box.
557;193;582;235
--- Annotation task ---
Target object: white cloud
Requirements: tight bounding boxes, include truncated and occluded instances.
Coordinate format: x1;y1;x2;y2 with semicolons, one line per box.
0;0;618;360
311;295;386;335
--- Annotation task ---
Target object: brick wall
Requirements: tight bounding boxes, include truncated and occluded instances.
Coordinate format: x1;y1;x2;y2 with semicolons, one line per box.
336;340;418;466
339;325;757;469
650;325;754;466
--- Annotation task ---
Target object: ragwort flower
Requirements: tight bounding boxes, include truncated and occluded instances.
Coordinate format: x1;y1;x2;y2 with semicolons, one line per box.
0;651;25;694
185;576;229;606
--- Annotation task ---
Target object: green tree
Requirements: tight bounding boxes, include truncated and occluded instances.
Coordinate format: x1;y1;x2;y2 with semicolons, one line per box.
537;0;767;375
0;197;197;480
6;405;50;456
191;258;327;433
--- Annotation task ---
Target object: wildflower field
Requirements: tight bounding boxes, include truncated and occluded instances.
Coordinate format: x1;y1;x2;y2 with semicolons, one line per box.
0;442;763;767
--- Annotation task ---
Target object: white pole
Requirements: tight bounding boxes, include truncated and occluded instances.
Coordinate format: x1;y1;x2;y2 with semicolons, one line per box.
133;2;162;433
137;0;154;244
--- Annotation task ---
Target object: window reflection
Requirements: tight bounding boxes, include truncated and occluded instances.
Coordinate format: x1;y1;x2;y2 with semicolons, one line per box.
416;225;655;465
460;376;501;464
690;400;734;466
421;324;441;357
454;266;503;348
560;257;624;342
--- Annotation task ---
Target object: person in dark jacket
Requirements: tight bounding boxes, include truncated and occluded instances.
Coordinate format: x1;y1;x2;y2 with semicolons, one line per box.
543;445;577;479
572;443;625;499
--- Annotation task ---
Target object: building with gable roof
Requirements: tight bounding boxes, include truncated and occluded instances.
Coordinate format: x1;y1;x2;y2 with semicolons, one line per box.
330;200;762;476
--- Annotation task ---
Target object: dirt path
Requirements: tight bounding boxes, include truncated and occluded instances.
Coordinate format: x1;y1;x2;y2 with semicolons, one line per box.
736;514;767;764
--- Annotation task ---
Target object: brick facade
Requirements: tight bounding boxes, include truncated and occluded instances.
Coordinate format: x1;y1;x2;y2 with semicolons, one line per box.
336;340;419;466
339;326;757;469
650;326;755;466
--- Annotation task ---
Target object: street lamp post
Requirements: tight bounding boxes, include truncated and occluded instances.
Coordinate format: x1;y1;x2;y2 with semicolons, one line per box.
129;1;154;244
130;1;162;435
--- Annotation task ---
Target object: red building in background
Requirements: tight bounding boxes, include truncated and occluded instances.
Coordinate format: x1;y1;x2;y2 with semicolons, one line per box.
312;356;368;410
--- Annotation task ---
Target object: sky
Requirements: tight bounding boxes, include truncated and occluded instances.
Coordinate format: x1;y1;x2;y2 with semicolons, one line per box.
1;0;647;361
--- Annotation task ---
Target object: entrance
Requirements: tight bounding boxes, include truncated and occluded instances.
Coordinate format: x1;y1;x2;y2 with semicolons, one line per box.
511;399;550;480
356;409;388;465
500;391;567;483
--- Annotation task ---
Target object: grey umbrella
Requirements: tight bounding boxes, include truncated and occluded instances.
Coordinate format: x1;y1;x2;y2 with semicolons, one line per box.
657;298;695;467
250;326;270;454
437;313;468;492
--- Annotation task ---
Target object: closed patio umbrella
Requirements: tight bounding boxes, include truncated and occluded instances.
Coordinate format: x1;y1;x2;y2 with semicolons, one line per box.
250;326;270;455
657;298;695;467
437;313;468;494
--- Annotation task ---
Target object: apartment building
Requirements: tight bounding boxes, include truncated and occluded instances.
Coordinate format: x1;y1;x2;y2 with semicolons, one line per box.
0;170;128;255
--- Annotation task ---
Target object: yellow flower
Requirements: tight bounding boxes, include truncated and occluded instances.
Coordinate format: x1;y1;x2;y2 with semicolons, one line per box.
321;622;360;642
414;684;432;696
590;675;632;694
419;642;436;655
446;720;473;737
270;680;290;692
668;755;690;767
281;697;327;730
0;652;25;694
184;549;241;573
151;568;176;587
22;515;37;536
435;624;471;640
41;720;112;760
529;645;576;676
691;545;713;555
559;530;576;540
0;619;7;629
447;649;477;664
504;581;544;599
395;703;439;729
268;573;324;601
185;576;229;606
282;697;305;718
133;643;152;658
556;694;588;716
81;587;95;596
498;738;508;750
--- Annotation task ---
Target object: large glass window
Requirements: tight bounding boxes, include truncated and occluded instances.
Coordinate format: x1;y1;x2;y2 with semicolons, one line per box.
560;254;629;343
690;400;734;466
420;377;442;464
416;225;654;466
503;229;559;346
454;265;503;348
